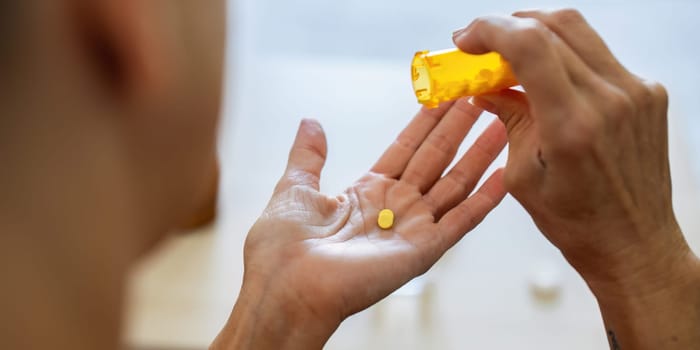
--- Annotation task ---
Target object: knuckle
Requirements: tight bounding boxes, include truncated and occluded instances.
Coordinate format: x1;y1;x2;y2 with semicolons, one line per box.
451;98;481;119
471;17;490;32
422;105;447;120
603;89;636;120
422;193;440;212
646;81;669;109
551;8;585;26
624;79;669;113
395;132;421;152
427;132;456;155
466;17;491;39
557;113;602;155
455;202;478;225
472;138;497;159
447;167;474;191
628;82;653;105
299;142;327;159
512;20;550;55
402;167;428;183
501;109;530;135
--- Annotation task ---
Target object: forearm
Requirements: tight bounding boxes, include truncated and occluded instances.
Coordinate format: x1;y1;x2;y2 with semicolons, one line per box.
583;238;700;349
210;279;340;350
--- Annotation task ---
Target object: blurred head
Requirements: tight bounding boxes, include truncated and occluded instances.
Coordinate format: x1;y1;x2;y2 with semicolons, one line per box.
0;0;226;254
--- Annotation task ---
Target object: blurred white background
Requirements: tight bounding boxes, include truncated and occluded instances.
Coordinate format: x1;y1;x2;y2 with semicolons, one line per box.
125;1;700;349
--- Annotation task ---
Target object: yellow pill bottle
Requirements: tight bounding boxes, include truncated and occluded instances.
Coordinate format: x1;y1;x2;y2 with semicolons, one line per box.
411;49;519;108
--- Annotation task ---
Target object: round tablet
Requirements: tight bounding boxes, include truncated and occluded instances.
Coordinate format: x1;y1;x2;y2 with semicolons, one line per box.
377;209;395;230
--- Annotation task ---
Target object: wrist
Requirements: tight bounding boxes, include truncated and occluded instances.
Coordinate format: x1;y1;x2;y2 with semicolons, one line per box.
585;247;700;349
211;277;341;350
568;225;699;302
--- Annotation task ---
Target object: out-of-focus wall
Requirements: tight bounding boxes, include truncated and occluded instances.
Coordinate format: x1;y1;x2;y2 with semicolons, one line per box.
228;0;700;166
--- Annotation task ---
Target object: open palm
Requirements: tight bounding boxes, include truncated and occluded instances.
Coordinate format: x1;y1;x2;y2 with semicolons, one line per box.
243;99;507;326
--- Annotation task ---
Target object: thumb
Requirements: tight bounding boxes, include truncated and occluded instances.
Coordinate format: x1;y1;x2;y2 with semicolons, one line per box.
474;90;544;195
276;119;328;193
472;89;531;138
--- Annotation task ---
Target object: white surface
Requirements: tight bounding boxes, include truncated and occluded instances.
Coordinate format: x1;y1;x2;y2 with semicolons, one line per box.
125;1;700;349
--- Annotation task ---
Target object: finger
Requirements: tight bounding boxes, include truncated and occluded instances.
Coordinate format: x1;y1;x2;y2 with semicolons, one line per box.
400;98;483;193
473;91;548;193
371;101;455;178
424;119;507;219
513;9;629;81
452;15;578;133
436;168;506;251
454;15;609;144
472;89;530;136
275;119;327;193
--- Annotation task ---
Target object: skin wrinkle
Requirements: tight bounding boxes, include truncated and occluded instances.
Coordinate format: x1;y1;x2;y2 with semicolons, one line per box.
351;185;369;242
450;98;483;119
283;170;322;191
470;135;498;159
400;167;429;191
424;130;459;160
393;136;420;155
317;195;356;242
323;196;353;238
459;192;484;230
450;158;489;192
421;192;441;215
276;266;341;344
384;179;422;222
441;173;471;203
296;205;351;235
394;118;432;152
399;112;437;147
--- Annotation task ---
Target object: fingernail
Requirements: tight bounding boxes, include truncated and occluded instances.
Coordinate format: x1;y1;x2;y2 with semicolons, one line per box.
301;118;323;131
453;24;475;42
301;117;317;125
452;26;468;38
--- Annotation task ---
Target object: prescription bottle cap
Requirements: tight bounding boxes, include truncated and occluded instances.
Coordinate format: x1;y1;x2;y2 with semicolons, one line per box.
411;51;433;106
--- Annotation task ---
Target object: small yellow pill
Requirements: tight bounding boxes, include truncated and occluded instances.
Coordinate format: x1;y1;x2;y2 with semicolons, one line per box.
377;209;395;230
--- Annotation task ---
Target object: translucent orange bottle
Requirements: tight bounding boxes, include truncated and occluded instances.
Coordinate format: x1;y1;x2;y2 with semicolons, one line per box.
411;48;519;108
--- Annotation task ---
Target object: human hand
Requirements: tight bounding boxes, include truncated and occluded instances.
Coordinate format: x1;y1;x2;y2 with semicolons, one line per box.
454;8;696;292
453;9;700;348
212;100;507;349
